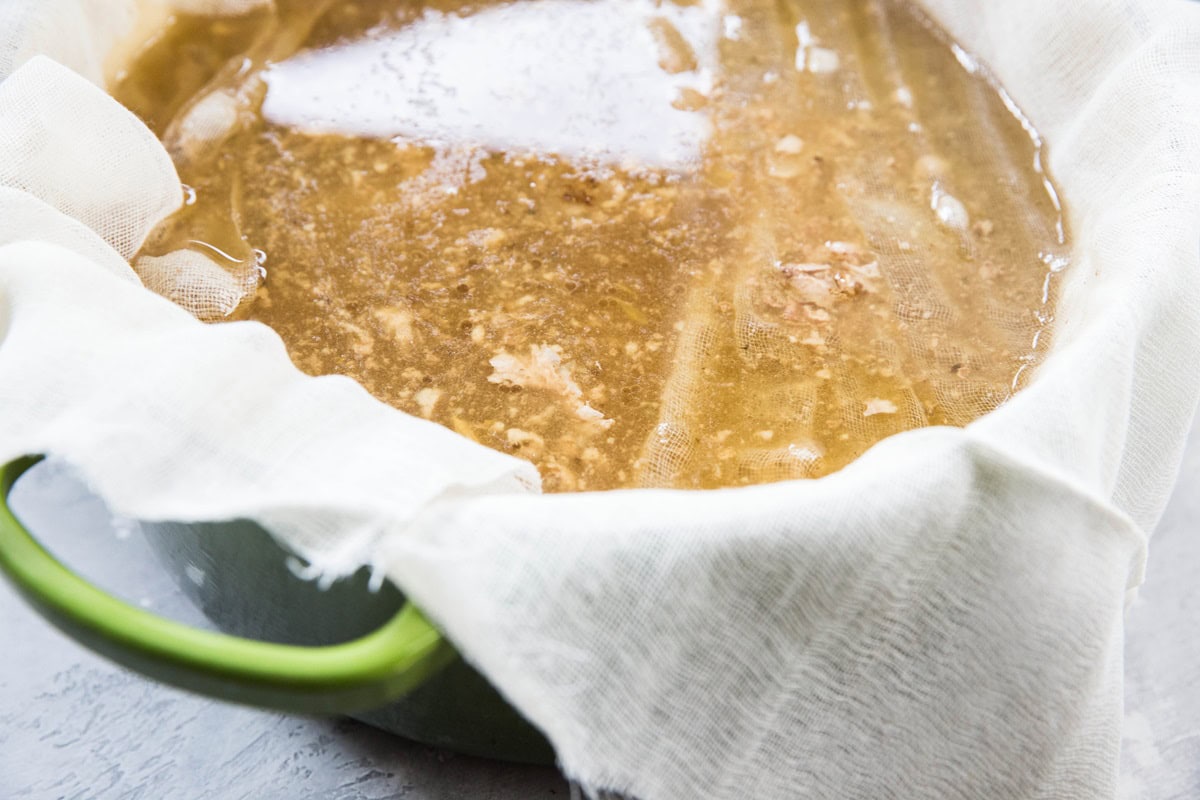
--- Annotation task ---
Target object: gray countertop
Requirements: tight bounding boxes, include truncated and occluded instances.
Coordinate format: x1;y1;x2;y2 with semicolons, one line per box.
3;416;1199;799
0;466;569;800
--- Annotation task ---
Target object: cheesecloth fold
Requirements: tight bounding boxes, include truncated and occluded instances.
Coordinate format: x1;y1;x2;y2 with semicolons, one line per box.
2;1;1199;798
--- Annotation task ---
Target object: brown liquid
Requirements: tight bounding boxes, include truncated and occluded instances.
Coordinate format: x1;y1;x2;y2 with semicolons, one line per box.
115;0;1068;492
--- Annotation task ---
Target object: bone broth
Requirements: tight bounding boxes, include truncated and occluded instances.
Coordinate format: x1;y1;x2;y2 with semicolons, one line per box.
115;0;1069;491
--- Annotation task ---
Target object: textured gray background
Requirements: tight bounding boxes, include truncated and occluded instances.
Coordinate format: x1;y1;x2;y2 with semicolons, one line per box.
0;466;569;800
3;414;1199;799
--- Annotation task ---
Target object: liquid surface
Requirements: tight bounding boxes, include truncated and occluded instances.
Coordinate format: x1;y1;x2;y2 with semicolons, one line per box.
116;0;1068;492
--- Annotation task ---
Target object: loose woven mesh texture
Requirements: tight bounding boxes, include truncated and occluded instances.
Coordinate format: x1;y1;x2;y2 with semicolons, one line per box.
136;249;261;318
1;2;1199;800
0;56;178;262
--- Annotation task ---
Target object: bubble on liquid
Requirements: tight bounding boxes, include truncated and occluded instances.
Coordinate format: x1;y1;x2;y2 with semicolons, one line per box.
182;184;197;206
252;248;269;281
1041;252;1070;273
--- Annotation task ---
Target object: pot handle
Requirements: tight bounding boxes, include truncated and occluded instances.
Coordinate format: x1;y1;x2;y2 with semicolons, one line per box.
0;456;455;714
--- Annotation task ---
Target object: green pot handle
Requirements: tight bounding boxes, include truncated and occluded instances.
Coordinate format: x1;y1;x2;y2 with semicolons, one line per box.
0;456;455;714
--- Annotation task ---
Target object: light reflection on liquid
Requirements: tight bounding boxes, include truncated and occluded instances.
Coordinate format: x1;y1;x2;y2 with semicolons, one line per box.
262;0;724;170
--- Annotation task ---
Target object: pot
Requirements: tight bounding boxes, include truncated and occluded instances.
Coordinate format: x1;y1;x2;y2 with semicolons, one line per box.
0;456;555;765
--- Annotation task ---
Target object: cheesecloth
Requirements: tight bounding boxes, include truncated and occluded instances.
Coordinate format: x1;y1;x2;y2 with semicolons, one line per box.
2;1;1199;798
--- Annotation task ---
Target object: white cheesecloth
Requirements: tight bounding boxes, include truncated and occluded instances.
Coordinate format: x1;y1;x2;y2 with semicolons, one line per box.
2;1;1199;798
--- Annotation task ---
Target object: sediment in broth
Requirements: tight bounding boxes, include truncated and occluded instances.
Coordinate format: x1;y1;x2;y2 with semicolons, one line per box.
116;0;1069;491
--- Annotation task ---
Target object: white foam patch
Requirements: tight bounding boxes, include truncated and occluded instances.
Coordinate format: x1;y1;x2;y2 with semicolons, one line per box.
261;0;723;170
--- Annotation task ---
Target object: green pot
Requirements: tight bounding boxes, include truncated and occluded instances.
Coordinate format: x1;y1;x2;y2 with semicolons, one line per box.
0;456;554;765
